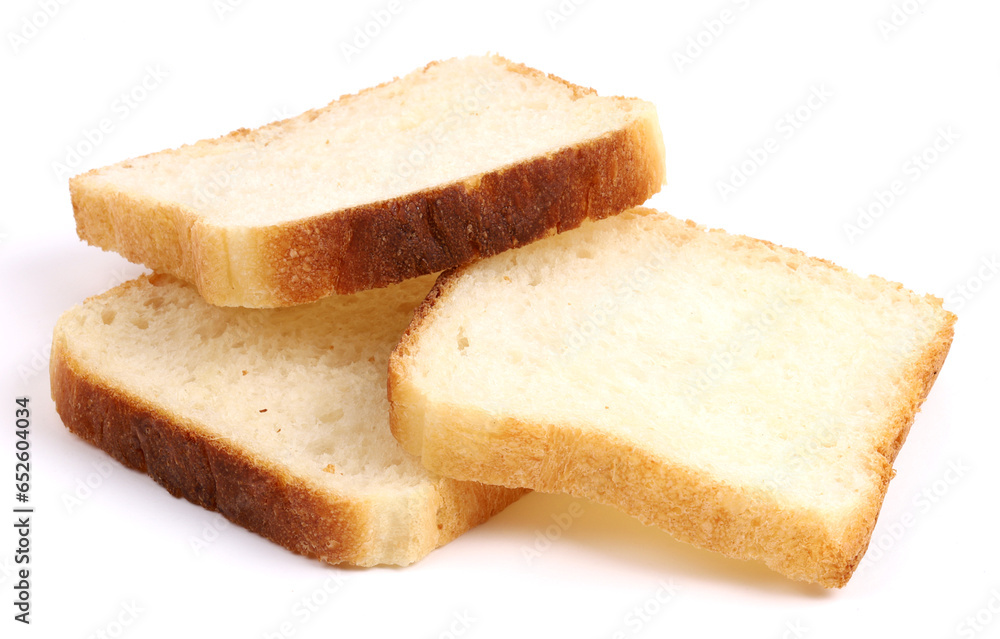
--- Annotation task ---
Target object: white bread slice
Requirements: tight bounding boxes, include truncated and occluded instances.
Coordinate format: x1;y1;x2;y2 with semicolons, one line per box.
50;273;525;567
70;54;665;308
388;208;955;587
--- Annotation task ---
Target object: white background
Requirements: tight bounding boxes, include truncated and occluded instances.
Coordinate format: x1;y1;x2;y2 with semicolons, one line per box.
2;0;999;637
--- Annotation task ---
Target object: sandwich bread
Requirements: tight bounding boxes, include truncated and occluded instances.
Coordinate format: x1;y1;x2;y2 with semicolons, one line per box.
70;55;665;308
51;273;526;566
387;207;955;586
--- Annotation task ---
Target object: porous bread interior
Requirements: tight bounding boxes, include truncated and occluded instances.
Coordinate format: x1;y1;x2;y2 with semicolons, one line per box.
60;273;439;495
84;55;652;226
403;208;952;540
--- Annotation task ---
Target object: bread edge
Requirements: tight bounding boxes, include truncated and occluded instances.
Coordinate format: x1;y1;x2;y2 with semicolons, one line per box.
69;55;666;308
387;209;957;587
49;282;525;567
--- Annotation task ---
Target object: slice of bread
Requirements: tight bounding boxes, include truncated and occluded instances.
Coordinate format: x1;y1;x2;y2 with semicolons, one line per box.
70;54;665;308
388;208;955;587
50;273;525;567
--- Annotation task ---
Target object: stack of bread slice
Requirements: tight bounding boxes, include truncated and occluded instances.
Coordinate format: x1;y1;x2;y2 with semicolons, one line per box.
52;54;953;585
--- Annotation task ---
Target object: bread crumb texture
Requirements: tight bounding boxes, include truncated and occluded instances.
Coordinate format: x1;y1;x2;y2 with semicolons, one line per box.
389;208;955;586
70;55;665;307
51;273;525;566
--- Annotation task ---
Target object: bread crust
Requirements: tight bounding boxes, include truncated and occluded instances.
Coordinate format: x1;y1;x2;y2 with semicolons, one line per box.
69;56;665;308
51;318;524;567
387;210;957;587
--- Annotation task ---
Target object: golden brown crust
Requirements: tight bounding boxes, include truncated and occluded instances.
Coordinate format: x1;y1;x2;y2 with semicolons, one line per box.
50;319;523;567
388;276;453;455
69;55;665;308
831;308;956;584
433;478;530;546
418;412;866;587
388;209;957;587
267;115;663;304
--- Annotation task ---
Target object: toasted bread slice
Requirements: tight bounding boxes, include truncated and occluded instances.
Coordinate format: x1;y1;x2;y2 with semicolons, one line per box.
70;55;664;307
51;273;525;566
388;208;955;586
